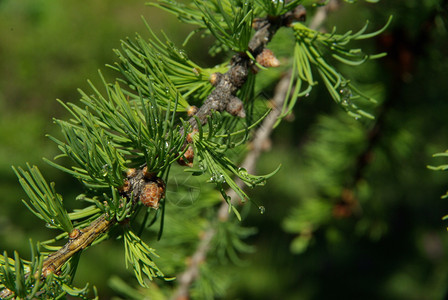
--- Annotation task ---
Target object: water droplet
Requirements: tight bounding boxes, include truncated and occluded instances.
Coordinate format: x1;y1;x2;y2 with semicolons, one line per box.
45;219;56;228
238;167;248;176
259;206;265;214
339;87;352;107
218;174;225;183
102;164;110;177
178;50;187;59
210;174;225;183
192;67;200;77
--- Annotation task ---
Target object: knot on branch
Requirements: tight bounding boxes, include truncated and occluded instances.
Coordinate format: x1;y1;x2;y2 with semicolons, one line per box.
187;5;308;133
228;61;249;89
227;96;246;118
121;167;166;209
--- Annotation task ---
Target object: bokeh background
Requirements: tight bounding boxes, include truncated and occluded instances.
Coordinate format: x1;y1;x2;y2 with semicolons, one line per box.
1;0;448;299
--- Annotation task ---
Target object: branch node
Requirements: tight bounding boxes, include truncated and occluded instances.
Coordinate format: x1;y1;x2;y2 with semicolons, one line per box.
209;72;223;86
226;96;246;118
256;48;280;68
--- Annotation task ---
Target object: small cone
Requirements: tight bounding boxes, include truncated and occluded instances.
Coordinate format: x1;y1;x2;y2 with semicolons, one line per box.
256;49;280;68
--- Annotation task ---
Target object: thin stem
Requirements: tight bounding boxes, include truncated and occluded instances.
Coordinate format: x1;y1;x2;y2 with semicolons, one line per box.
0;214;115;298
41;214;115;277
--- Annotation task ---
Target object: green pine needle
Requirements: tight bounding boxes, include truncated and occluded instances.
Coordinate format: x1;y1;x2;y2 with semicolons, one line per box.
123;229;165;287
13;164;73;233
276;16;393;124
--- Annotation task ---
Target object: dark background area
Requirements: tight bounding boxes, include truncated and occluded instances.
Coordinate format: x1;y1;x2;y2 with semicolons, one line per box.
1;0;448;299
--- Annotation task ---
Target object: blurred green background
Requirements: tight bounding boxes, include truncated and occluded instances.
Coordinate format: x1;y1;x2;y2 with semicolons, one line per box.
1;0;448;299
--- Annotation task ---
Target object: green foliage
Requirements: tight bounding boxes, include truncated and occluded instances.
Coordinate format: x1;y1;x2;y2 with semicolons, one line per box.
95;188;133;223
110;19;215;110
193;0;254;53
278;16;392;123
213;220;256;263
9;0;448;299
428;150;448;199
13;165;73;233
47;78;186;186
280;112;367;253
428;150;448;226
0;241;96;300
1;251;32;299
123;229;165;287
255;0;305;16
188;112;280;219
150;0;255;54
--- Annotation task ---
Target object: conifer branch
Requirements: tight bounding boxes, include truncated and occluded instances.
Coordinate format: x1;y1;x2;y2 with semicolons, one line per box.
40;214;115;278
1;1;391;297
2;5;305;298
0;214;114;299
171;5;334;297
186;5;306;129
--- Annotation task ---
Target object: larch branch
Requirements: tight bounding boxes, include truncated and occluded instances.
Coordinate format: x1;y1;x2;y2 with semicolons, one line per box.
170;3;335;298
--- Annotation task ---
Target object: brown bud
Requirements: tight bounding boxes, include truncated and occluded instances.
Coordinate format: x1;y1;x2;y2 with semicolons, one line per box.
119;179;131;193
33;271;40;280
209;72;223;86
142;166;156;180
178;144;194;167
42;265;55;278
256;49;280;68
126;168;137;178
226;96;246;118
186;129;198;144
69;228;81;240
140;178;165;209
252;18;267;30
293;5;307;23
187;105;198;117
